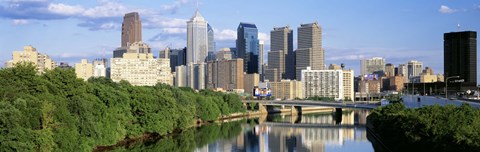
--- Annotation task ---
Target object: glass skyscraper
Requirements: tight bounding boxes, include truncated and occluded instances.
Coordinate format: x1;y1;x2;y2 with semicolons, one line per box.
207;24;216;61
236;22;260;74
187;10;208;64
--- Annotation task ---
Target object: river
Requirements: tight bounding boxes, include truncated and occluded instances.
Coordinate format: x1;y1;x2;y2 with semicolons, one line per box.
108;109;373;152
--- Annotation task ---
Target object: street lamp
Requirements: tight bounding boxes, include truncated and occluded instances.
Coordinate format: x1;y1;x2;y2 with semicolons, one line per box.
445;76;460;99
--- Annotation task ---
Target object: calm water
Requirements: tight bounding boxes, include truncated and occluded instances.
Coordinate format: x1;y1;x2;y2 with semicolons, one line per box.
110;109;373;152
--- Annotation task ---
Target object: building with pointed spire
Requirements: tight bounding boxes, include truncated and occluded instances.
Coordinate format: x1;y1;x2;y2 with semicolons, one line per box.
187;10;208;64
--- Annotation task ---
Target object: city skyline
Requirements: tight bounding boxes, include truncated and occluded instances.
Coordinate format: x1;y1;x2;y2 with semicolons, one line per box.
1;0;479;80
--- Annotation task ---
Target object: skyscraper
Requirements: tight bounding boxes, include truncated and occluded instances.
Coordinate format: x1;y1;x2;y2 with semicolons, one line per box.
259;41;265;81
236;22;260;74
207;23;216;61
444;31;477;84
121;12;142;47
295;22;323;79
187;10;208;64
168;47;187;72
270;26;294;80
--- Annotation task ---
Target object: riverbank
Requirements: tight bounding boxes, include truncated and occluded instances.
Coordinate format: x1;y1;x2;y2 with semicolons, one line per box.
367;102;480;151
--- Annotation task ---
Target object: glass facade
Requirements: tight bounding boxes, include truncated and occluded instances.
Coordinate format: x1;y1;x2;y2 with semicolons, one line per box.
236;22;260;74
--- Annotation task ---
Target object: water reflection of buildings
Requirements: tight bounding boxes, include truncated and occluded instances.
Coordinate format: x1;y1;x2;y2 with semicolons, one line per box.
196;109;370;152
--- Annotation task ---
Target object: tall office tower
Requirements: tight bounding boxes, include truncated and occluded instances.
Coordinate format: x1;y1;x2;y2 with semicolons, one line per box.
385;63;395;77
207;23;216;61
75;59;93;80
169;47;187;72
295;22;323;79
270;26;294;80
206;59;244;90
444;31;477;84
6;45;56;74
360;57;385;76
266;51;284;82
121;12;142;47
236;22;260;74
259;41;265;81
407;60;423;78
187;10;208;64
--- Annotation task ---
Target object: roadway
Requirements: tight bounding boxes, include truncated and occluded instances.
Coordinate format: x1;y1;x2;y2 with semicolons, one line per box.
402;95;480;109
242;100;379;109
260;122;366;129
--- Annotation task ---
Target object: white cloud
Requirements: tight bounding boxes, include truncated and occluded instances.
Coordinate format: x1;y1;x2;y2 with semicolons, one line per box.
48;3;85;16
12;19;28;25
163;27;186;34
258;32;270;43
215;29;236;41
161;0;189;14
82;1;129;18
439;5;456;14
143;16;187;29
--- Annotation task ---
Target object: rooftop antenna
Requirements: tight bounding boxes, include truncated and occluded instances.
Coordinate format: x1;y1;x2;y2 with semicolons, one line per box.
196;0;199;11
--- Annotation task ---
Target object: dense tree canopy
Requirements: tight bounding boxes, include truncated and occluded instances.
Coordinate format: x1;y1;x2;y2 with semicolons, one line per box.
368;103;480;152
0;64;246;151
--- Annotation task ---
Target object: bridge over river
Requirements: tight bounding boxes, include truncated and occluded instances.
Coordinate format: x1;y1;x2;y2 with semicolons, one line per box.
242;100;379;110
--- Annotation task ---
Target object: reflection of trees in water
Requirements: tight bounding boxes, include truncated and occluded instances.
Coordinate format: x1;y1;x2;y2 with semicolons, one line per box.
110;121;244;152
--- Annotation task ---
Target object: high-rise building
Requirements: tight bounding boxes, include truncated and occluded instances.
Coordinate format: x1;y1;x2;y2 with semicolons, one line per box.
360;57;385;76
266;50;284;82
270;80;303;100
207;23;216;61
175;65;187;87
236;22;260;74
269;26;295;80
187;10;208;64
385;63;395;77
444;31;477;84
121;12;142;47
296;22;323;79
259;41;265;81
75;59;93;80
407;60;423;78
110;53;172;86
301;67;352;101
343;70;355;101
6;45;56;74
230;47;238;59
206;59;244;91
187;63;206;90
169;47;187;72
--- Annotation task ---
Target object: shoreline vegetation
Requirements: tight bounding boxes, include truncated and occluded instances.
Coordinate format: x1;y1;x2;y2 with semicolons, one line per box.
0;63;247;151
367;102;480;152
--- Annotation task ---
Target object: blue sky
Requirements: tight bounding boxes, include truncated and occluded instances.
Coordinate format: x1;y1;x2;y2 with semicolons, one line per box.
0;0;479;79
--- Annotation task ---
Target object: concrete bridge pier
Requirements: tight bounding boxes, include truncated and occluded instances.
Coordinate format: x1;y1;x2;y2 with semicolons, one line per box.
334;108;343;124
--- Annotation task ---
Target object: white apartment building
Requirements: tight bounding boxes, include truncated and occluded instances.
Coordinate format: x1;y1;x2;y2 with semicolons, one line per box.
301;67;354;101
110;53;172;86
